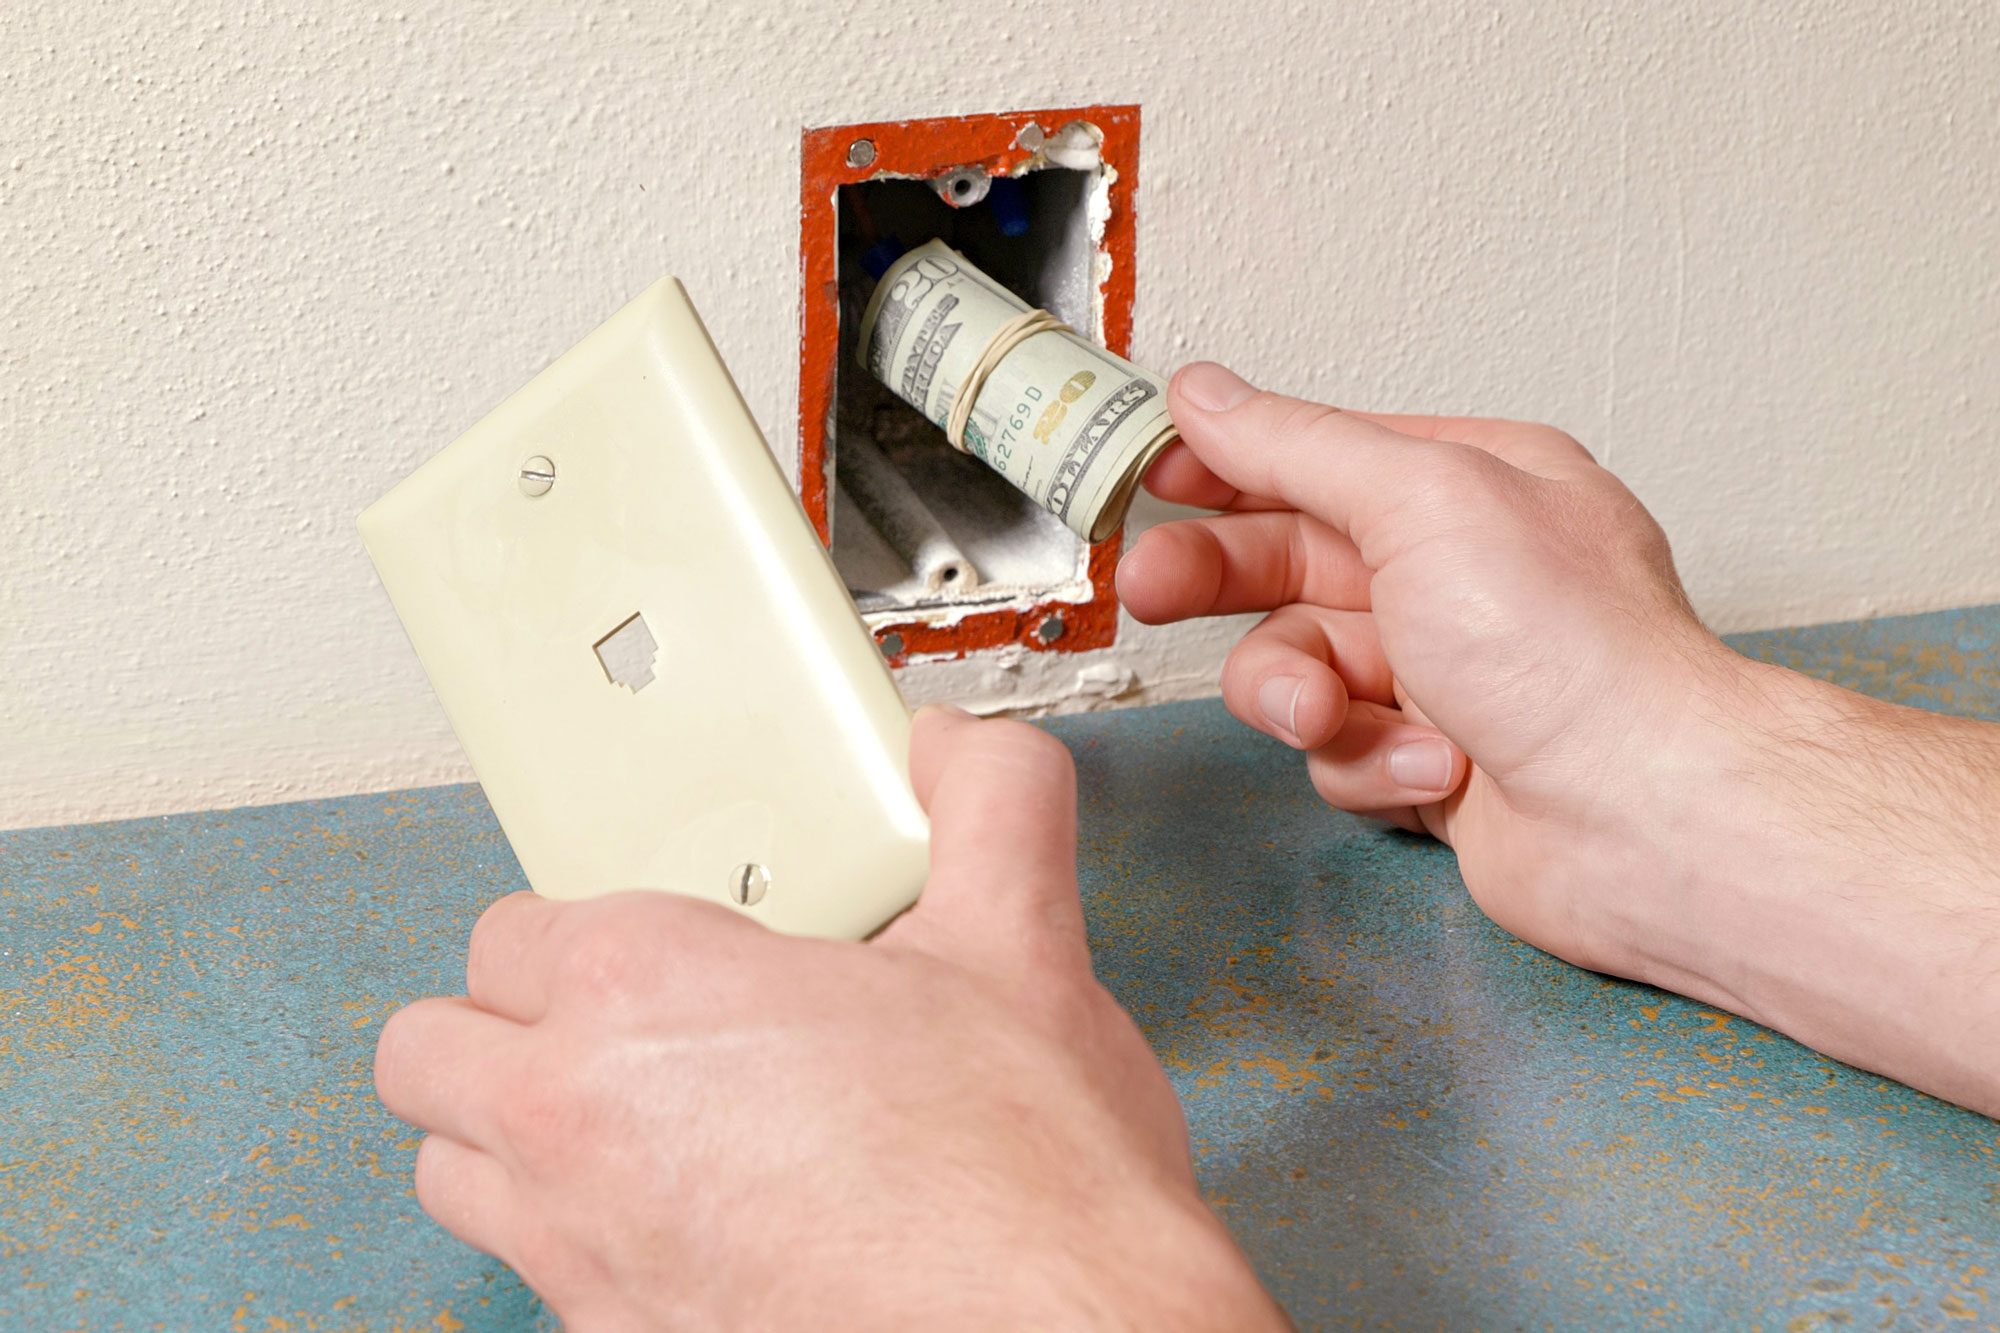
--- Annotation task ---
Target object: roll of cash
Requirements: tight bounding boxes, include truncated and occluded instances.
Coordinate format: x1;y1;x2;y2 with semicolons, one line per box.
856;239;1177;544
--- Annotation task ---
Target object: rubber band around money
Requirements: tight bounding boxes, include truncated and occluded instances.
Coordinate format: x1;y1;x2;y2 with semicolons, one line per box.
945;307;1072;453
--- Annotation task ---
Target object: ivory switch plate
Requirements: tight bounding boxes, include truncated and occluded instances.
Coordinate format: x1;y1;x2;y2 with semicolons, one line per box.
359;279;929;939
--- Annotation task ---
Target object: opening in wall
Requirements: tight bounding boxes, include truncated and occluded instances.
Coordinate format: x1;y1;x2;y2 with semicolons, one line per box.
798;107;1141;662
832;164;1106;612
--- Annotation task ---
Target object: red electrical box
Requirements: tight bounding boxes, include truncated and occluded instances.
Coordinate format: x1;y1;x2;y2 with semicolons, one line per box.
798;105;1142;664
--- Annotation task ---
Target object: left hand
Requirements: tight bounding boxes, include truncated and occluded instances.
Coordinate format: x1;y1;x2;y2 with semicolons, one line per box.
373;706;1284;1330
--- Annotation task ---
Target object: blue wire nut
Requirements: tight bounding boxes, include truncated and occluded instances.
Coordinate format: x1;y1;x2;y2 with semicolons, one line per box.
862;237;909;281
985;176;1030;237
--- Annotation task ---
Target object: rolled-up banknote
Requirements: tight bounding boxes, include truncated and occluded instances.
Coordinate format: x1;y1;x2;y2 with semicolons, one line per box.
856;239;1177;543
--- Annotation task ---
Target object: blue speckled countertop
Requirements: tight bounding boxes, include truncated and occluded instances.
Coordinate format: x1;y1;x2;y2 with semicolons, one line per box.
4;605;1998;1330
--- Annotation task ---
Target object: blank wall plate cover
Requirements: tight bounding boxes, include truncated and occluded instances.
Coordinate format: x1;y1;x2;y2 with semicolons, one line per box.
358;279;929;940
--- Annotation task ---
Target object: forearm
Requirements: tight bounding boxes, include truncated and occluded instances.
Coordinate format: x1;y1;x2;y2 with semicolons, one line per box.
1043;1192;1291;1332
1619;658;2000;1114
789;1186;1287;1331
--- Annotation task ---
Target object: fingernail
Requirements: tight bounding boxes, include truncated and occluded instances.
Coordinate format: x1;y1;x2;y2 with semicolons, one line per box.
1387;738;1455;791
1178;362;1256;412
914;703;973;723
1258;675;1306;745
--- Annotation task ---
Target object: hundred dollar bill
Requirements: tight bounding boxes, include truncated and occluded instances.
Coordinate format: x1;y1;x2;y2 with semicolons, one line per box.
856;239;1177;544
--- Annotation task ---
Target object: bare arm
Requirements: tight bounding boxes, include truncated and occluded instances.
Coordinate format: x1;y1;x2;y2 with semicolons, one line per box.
1119;362;2000;1115
374;708;1287;1329
1640;661;2000;1112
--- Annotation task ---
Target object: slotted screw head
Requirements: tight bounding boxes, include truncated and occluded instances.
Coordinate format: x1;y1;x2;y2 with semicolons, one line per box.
729;862;770;907
519;455;555;497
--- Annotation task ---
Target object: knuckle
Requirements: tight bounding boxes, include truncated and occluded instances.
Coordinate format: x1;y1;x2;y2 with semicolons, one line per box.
464;912;508;991
410;1135;452;1208
973;720;1075;786
1433;443;1503;492
1554;473;1675;565
1412;446;1512;522
1305;759;1342;808
465;892;546;1003
557;913;668;1001
1265;398;1349;451
1303;750;1361;811
1477;417;1595;466
1260;599;1325;634
1232;604;1310;659
975;714;1053;751
496;1054;596;1165
372;1004;425;1100
1536;424;1594;461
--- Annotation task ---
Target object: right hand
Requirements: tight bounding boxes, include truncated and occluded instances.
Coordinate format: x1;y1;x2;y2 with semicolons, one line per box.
1116;362;1741;983
1119;362;2000;1120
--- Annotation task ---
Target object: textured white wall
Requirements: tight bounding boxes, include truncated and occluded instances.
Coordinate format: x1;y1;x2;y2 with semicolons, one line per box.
4;0;1997;830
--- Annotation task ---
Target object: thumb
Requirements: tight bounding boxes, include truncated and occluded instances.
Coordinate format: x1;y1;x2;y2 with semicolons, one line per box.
1168;362;1498;562
894;706;1088;978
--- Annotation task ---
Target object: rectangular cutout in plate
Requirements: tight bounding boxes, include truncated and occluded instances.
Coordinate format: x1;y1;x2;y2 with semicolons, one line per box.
594;612;659;693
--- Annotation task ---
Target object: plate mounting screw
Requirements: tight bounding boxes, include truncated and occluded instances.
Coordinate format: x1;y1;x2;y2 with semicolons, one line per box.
1035;613;1066;645
846;138;876;169
877;630;905;660
729;863;769;907
519;455;555;497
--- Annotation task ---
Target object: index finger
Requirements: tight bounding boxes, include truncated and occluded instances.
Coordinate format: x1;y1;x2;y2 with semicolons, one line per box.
1149;379;1587;516
465;892;563;1022
375;995;522;1151
1342;412;1596;473
1141;440;1291;512
1165;363;1498;559
466;888;766;1024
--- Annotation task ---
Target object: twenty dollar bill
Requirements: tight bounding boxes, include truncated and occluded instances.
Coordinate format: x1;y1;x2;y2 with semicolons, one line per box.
856;239;1177;543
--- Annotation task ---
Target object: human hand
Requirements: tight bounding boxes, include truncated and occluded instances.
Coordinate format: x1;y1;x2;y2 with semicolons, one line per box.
374;707;1285;1331
1118;363;2000;1116
1118;362;1731;978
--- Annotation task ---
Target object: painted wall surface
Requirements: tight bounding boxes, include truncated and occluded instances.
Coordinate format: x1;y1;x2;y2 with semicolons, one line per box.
5;1;1997;830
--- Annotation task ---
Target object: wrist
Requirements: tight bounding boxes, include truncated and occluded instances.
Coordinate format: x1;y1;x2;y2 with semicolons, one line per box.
792;1176;1284;1331
1602;651;2000;1109
1026;1185;1287;1331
